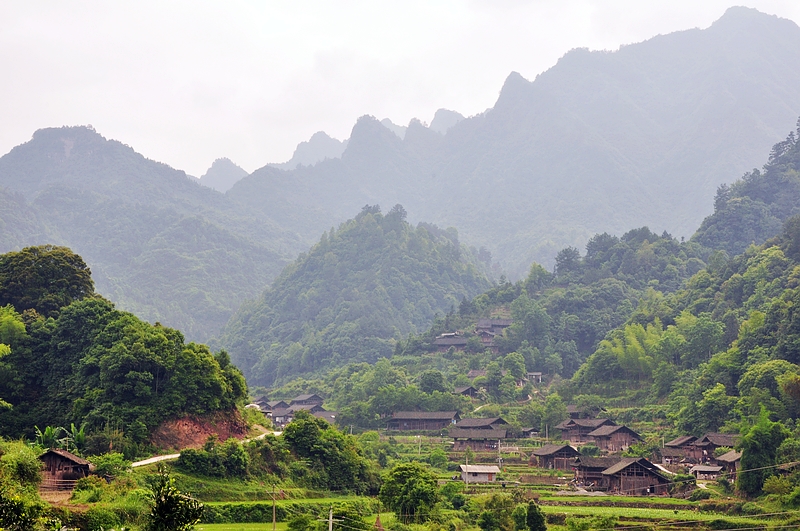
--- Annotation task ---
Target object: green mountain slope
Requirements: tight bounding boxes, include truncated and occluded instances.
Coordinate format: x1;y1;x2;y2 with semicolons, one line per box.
218;205;492;386
0;126;303;341
567;128;800;434
693;121;800;256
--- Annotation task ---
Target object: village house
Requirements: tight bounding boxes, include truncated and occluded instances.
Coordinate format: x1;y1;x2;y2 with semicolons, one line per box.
271;403;327;427
476;319;513;334
386;411;460;431
526;372;543;384
454;385;479;398
460;464;501;483
39;449;92;490
566;404;605;419
531;444;580;470
289;394;324;407
587;425;641;452
573;456;621;489
450;428;508;451
688;433;740;463
690;465;723;480
454;417;508;430
555;418;616;443
716;450;742;481
602;457;670;495
434;335;468;352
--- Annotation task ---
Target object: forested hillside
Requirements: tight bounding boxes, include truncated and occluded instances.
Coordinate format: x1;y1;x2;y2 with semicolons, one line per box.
0;245;247;456
218;205;492;386
565;125;800;436
234;7;800;275
0;126;302;341
694;121;800;256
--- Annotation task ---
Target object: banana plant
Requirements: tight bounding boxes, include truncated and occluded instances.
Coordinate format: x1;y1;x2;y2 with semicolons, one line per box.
34;425;66;449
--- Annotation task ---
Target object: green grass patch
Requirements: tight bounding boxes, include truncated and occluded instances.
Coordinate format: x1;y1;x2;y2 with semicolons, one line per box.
197;524;289;531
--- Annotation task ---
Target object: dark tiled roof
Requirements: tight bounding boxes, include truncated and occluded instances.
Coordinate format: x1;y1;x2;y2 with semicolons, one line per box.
574;456;621;469
665;435;696;447
391;411;459;420
454;386;477;394
587;425;641;439
557;418;615;430
450;428;508;439
477;319;512;328
292;394;322;402
696;433;739;447
660;447;686;457
455;417;508;428
602;458;666;481
434;337;468;346
532;444;579;457
716;450;742;463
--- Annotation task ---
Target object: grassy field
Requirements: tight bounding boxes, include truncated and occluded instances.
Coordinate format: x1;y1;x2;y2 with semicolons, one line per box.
196;524;288;531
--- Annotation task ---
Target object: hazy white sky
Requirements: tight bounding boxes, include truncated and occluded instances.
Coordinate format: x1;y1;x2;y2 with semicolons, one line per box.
2;1;799;176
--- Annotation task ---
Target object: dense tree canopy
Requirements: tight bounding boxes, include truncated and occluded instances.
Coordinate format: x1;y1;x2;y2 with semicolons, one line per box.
0;245;94;317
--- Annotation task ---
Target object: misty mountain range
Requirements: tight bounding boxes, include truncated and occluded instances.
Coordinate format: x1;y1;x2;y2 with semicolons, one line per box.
1;6;799;343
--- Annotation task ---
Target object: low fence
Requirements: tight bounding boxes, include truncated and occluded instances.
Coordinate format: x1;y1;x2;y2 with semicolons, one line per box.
40;478;77;491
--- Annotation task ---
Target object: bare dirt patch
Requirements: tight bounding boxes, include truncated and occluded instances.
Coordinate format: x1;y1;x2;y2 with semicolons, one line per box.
149;410;247;450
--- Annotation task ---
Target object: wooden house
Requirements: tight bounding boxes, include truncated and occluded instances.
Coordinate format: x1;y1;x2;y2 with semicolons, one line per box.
526;372;543;384
386;411;460;431
290;394;324;407
587;425;641;452
690;465;723;480
659;446;687;465
602;458;670;495
454;385;479;398
272;403;327;426
531;444;580;470
476;319;513;334
573;456;621;489
434;334;467;352
455;417;508;430
313;410;337;424
688;433;740;463
450;428;508;451
460;464;501;483
556;418;616;443
39;449;91;490
566;404;605;419
716;450;742;480
265;400;290;412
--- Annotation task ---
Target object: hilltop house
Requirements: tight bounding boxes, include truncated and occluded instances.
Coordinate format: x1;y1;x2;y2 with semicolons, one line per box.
454;385;479;398
434;334;468;352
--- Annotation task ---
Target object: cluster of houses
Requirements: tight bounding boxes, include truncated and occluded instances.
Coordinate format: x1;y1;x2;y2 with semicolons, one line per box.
433;318;513;354
249;393;336;428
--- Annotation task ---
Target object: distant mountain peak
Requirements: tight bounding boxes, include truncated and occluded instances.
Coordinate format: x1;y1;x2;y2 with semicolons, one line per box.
270;130;348;170
380;118;408;139
200;157;248;193
429;109;464;135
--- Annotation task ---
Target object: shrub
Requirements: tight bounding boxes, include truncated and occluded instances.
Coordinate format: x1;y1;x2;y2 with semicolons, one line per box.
85;506;121;531
74;475;106;491
689;488;712;501
89;452;131;477
763;475;791;496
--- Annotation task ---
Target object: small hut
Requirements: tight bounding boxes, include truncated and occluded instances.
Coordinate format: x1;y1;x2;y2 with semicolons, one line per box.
39;448;92;490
